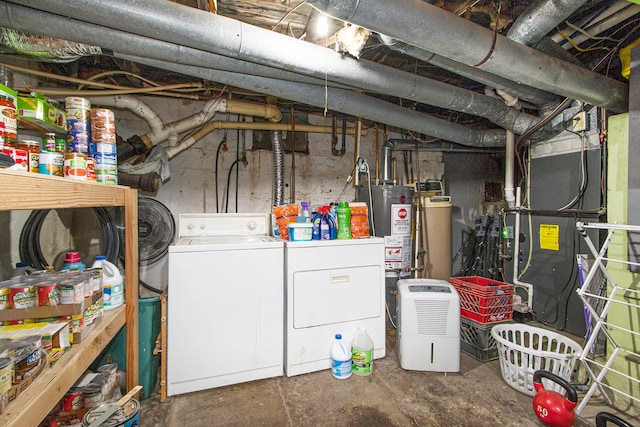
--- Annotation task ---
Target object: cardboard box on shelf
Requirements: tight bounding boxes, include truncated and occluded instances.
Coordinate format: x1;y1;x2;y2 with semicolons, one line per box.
0;321;71;351
17;91;66;133
0;290;103;324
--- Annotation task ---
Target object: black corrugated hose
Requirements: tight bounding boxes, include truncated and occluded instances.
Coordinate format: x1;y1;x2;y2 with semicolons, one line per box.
19;208;120;269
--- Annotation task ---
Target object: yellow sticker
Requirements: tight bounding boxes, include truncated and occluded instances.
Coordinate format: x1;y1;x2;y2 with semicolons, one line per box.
540;224;559;251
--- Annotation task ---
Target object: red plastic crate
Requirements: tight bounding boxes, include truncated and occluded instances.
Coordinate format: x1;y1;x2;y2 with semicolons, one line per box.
450;276;514;324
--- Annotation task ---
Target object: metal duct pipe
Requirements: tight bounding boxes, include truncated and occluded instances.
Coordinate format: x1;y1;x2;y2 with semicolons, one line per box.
378;139;501;184
119;54;508;148
378;35;558;107
271;130;284;207
507;0;588;45
0;0;540;134
306;0;629;112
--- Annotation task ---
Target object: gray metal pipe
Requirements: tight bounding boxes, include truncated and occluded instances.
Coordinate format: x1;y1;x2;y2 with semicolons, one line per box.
507;0;588;45
0;0;540;134
0;1;352;92
306;0;628;112
378;35;557;107
118;53;508;148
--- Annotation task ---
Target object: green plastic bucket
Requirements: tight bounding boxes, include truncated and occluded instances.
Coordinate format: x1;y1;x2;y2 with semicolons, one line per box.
98;297;161;399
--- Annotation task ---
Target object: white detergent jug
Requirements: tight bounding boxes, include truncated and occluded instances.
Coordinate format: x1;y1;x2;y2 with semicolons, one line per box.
352;327;374;376
330;334;352;379
92;256;124;310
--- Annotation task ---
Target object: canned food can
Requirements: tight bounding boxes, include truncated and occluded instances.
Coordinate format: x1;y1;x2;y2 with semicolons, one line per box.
95;163;118;175
42;132;57;152
89;108;114;122
0;122;5;149
96;174;118;185
55;137;66;153
90;142;117;155
9;284;37;308
67;130;91;144
1;147;29;171
38;151;64;176
67;119;91;133
65;96;91;111
0;284;9;310
36;280;59;306
86;156;96;181
64;152;88;181
92;152;117;165
58;277;85;304
91;130;116;143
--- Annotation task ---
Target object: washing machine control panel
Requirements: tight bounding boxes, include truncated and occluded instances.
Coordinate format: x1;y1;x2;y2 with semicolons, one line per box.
178;213;271;237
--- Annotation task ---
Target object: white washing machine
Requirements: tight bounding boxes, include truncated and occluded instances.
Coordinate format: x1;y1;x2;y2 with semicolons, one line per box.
167;213;284;396
284;237;386;376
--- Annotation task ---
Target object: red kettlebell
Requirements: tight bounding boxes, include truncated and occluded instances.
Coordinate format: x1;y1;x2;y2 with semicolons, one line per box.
595;412;634;427
532;370;578;427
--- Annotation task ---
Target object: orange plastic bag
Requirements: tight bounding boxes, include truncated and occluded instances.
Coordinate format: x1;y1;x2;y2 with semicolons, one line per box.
273;204;298;240
349;202;370;238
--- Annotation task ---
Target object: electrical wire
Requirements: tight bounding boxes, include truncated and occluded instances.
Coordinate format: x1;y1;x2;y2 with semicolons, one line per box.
214;134;227;213
225;158;241;213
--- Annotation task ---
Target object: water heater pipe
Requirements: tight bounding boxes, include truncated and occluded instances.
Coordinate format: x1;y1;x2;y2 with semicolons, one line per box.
504;130;516;208
166;121;365;159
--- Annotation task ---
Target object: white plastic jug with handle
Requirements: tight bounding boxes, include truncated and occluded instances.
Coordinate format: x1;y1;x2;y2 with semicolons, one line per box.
330;334;352;379
92;256;124;310
352;327;374;376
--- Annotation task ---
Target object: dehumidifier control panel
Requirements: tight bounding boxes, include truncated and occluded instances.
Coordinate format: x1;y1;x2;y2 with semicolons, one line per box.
408;285;451;293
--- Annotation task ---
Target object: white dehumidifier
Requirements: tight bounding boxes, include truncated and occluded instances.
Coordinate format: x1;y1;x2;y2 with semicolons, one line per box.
397;278;460;372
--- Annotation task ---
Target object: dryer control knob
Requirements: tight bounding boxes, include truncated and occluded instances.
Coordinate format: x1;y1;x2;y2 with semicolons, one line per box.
200;223;206;230
247;221;257;231
187;224;194;230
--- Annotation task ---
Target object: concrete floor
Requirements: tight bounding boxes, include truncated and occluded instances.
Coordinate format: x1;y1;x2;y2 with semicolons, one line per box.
139;329;639;426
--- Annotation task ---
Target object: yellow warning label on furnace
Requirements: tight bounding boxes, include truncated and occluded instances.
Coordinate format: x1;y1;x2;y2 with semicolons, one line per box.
539;224;559;251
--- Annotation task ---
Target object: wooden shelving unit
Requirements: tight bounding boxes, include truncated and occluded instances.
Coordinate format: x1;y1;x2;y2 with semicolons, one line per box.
0;169;139;427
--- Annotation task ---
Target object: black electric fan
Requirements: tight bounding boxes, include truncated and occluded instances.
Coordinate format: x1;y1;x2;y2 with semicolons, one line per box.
114;196;175;265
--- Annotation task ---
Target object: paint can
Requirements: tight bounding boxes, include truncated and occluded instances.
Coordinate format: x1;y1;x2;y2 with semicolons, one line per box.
82;382;104;409
38;151;64;176
64;152;88;181
82;398;140;427
62;387;84;411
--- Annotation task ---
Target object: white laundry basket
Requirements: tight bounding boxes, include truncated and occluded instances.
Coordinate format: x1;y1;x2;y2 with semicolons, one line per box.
491;323;583;396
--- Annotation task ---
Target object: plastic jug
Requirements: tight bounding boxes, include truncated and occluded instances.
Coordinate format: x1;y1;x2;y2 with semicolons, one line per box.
300;202;311;221
351;327;374;376
330;334;352;379
60;252;86;272
13;262;35;276
336;202;352;239
92;256;124;310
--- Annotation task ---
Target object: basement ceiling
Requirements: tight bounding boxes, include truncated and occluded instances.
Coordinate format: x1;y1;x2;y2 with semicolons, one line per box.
0;0;638;142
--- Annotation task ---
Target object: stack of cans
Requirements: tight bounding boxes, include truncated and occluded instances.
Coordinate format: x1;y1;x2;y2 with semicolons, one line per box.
90;108;118;185
64;97;91;181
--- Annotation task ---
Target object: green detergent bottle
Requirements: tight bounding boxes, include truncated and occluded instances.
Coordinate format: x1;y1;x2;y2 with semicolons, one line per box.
336;202;352;239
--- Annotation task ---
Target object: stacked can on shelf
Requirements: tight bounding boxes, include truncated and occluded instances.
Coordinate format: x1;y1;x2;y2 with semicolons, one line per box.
64;97;91;181
89;108;117;185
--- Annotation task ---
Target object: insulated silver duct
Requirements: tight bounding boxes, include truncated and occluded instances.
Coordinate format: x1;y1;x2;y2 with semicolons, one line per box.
119;53;509;148
306;0;629;112
271;130;284;207
378;35;557;107
0;0;540;134
507;0;588;45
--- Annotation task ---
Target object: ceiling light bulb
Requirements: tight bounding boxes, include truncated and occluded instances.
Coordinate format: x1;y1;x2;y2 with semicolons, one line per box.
317;15;329;37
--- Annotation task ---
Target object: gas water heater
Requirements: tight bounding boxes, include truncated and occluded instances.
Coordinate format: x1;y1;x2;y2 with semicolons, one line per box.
357;184;414;327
